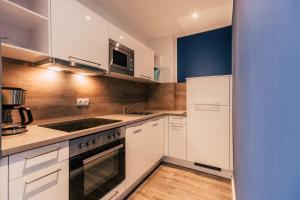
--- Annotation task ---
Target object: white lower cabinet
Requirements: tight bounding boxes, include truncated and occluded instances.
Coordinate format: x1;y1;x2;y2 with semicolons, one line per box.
125;117;164;189
163;116;169;156
169;123;187;160
0;157;8;200
146;118;164;168
125;122;148;188
9;160;69;200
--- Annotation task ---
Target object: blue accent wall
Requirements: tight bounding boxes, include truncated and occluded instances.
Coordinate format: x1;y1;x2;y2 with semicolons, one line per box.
233;0;300;199
177;26;232;82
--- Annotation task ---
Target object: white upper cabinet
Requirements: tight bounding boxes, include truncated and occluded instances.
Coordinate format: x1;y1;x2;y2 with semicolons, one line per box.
108;23;136;50
51;0;108;71
187;76;230;105
0;0;49;62
135;40;154;80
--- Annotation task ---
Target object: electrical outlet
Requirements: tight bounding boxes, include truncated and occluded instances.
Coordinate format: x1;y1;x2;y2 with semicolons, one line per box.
77;98;89;106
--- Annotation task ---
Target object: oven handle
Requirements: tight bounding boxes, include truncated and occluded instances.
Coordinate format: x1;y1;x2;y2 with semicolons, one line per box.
83;144;124;165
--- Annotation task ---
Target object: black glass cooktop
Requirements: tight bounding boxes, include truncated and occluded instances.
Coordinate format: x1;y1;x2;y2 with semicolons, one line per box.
40;118;122;132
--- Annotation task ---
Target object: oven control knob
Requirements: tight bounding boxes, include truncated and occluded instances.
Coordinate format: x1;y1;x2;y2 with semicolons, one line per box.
86;141;94;147
108;135;111;139
79;143;86;149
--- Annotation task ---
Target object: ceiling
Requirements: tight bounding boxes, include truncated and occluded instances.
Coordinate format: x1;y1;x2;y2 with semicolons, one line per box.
93;0;233;41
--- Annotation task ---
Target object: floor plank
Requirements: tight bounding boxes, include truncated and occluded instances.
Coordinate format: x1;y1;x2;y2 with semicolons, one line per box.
128;163;232;200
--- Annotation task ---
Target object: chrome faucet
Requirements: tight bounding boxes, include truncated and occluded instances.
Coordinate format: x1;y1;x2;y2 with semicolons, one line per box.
122;103;141;114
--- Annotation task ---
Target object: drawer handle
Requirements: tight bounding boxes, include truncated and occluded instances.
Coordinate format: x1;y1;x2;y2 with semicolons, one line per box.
69;56;101;66
108;191;119;200
152;123;158;127
172;116;183;120
25;148;60;160
171;125;184;128
133;129;142;134
25;169;61;185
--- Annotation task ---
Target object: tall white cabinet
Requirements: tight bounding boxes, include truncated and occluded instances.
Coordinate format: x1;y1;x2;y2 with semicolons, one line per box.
51;0;108;71
187;76;232;170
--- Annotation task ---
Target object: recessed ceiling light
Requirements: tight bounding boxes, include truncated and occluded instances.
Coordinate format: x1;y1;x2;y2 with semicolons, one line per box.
192;13;198;19
85;16;91;20
119;35;124;40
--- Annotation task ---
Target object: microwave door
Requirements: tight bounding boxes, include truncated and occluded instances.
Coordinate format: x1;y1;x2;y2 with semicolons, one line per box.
110;47;129;69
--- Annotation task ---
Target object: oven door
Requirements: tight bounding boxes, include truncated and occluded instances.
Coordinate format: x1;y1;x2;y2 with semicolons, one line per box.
70;139;125;200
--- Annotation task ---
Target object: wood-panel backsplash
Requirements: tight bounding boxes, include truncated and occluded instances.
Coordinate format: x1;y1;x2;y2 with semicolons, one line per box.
2;59;148;124
2;58;186;124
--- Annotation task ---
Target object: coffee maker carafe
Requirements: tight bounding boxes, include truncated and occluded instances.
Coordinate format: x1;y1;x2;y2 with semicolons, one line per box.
2;87;33;135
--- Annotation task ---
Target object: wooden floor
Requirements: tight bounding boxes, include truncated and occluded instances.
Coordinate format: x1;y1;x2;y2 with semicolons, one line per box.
127;163;232;200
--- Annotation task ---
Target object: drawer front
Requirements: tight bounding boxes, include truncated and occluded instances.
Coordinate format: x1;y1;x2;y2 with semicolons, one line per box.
9;141;69;180
9;160;69;200
169;116;187;125
101;181;125;200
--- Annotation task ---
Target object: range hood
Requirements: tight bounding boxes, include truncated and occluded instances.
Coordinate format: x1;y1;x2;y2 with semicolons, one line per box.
35;57;107;76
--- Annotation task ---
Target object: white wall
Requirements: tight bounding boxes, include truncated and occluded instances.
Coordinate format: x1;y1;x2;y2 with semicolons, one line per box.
148;36;177;83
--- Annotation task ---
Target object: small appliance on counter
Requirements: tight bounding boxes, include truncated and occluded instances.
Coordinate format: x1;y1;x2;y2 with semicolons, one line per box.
2;87;33;135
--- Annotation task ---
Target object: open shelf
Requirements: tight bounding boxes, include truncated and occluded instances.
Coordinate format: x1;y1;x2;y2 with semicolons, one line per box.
1;43;48;62
0;0;48;29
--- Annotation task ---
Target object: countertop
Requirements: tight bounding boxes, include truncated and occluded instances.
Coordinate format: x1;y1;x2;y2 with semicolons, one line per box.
1;110;186;156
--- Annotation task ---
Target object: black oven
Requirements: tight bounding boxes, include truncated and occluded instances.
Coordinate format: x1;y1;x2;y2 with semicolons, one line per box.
69;127;125;200
109;39;134;76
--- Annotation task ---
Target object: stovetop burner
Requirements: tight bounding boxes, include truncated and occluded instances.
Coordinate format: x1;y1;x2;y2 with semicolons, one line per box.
39;118;122;132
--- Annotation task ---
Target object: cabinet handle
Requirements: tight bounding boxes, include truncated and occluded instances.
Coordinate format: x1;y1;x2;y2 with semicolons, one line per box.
171;125;184;128
108;191;119;200
152;123;158;127
139;75;152;80
133;129;142;134
25;148;60;160
172;116;183;120
69;56;101;66
25;169;61;185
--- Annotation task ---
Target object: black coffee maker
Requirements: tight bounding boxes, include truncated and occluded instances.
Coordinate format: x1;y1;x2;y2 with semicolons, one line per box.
2;87;33;135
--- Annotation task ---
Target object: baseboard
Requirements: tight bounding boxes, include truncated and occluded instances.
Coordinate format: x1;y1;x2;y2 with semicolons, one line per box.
232;176;236;200
163;156;233;179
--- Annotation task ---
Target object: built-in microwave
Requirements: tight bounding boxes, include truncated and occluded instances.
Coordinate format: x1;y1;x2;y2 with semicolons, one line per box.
109;39;134;76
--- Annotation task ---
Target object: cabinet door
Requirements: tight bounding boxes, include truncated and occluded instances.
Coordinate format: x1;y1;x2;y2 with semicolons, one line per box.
146;118;164;168
163;116;169;156
187;105;230;169
0;157;8;200
169;124;187;160
187;76;230;105
51;0;108;70
108;23;136;50
135;41;154;80
125;123;147;188
9;160;69;200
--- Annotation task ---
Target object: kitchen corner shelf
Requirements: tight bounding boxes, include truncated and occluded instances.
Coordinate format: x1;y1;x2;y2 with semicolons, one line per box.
0;0;48;29
1;43;48;62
